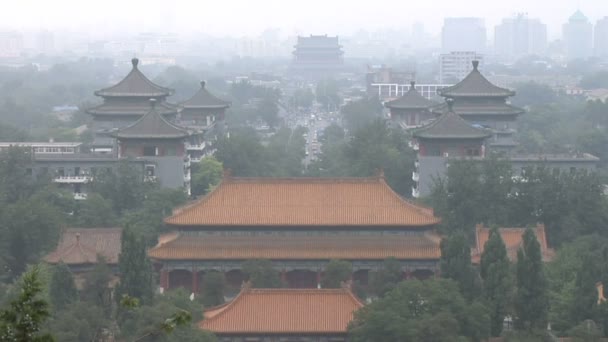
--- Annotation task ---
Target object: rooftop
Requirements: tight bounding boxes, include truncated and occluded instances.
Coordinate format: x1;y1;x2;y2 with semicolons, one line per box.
439;61;515;98
385;81;439;110
181;81;231;109
111;99;190;139
164;174;440;227
471;224;555;263
94;58;174;98
430;101;524;116
148;233;442;261
44;228;122;265
199;285;363;334
87;100;178;117
413;100;492;140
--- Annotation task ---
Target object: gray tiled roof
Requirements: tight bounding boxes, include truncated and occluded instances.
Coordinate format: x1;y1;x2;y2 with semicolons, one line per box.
430;101;524;116
112;100;189;139
94;58;174;97
439;61;515;98
385;82;438;109
181;82;231;109
413;101;492;140
87;100;178;116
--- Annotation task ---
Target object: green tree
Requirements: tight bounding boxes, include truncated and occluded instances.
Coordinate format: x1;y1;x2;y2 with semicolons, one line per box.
81;256;113;316
215;128;268;176
369;257;403;298
201;271;225;307
514;228;549;331
0;266;54;341
340;96;382;132
72;193;117;227
191;157;223;197
321;260;352;288
116;229;154;304
242;260;283;288
0;146;37;203
480;227;512;337
48;263;77;311
440;233;480;301
316;79;340;111
45;302;109;342
348;279;490;342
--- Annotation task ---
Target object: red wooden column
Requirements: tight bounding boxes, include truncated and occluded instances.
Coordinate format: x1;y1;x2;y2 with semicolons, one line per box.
160;268;169;291
191;268;199;294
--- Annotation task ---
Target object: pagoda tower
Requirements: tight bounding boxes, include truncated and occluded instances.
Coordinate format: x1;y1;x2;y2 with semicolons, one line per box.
431;60;524;153
87;58;177;152
179;81;231;161
384;81;438;128
412;99;492;197
112;99;191;195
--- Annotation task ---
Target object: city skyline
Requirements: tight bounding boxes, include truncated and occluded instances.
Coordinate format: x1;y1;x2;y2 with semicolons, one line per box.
1;0;605;40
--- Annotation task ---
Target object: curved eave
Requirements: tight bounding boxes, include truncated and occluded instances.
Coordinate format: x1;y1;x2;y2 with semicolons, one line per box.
181;104;230;110
94;91;173;97
112;133;189;139
414;134;491;140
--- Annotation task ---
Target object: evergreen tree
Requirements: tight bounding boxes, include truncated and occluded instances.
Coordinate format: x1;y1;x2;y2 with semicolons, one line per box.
82;256;113;316
321;260;353;288
116;228;154;304
515;228;549;331
480;227;512;337
440;233;480;301
201;271;225;307
0;266;55;341
369;257;403;298
242;259;283;288
49;263;77;311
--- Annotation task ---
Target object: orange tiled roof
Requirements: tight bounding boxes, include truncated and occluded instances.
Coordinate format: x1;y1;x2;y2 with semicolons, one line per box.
148;233;441;261
44;228;122;265
165;175;440;227
471;224;555;263
199;286;364;334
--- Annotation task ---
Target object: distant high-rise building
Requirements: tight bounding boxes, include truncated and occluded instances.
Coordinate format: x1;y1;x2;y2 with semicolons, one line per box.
563;10;593;60
442;18;486;53
0;31;24;58
439;51;484;84
494;14;547;59
36;30;55;55
595;17;608;57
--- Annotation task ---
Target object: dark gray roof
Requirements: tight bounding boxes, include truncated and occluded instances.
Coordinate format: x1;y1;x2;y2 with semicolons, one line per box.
181;82;231;109
438;61;515;98
94;58;174;98
87;100;178;116
385;82;439;109
112;100;189;139
430;100;524;116
413;101;492;140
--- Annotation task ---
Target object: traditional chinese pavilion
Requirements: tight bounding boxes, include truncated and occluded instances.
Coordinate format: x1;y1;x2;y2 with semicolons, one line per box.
148;173;442;293
384;81;438;128
431;60;524;153
87;58;178;152
44;228;122;287
179;81;231;161
471;224;555;263
412;99;492;197
199;284;363;342
112;99;192;194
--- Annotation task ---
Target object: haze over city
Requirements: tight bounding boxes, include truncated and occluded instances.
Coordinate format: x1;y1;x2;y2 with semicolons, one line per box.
1;0;605;38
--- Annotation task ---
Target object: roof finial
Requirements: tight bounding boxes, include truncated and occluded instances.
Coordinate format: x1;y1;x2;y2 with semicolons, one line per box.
472;60;479;70
132;57;139;68
75;232;81;243
200;81;206;89
149;98;157;108
446;98;455;112
410;80;416;88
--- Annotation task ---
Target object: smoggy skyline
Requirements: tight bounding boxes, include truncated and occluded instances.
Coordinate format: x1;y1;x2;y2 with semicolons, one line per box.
2;0;606;40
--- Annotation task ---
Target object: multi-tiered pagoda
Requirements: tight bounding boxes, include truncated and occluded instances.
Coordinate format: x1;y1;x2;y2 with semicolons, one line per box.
179;81;231;161
431;60;524;153
149;173;442;294
87;58;177;152
112;99;192;194
384;81;438;128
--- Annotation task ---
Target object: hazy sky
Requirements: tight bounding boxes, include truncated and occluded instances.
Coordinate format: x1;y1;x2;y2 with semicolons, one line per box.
2;0;605;39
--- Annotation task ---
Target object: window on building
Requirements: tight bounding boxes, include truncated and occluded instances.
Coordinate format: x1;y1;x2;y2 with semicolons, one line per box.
145;165;156;177
143;146;157;156
466;148;480;156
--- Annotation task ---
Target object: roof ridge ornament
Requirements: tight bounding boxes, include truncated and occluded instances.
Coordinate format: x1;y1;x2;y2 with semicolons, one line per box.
410;80;416;88
200;81;206;89
149;98;157;108
472;60;479;70
446;98;455;112
132;57;139;68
